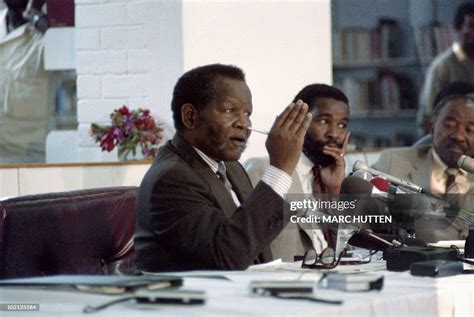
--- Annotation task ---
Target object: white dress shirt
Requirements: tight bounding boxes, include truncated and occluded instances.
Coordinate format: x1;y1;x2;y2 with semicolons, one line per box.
294;153;328;253
193;147;292;205
431;149;470;194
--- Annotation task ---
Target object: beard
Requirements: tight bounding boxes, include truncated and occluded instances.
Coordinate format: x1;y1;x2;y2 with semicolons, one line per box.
302;135;341;167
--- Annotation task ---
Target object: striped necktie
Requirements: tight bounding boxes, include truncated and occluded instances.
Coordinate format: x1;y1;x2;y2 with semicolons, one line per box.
445;168;460;194
312;166;324;194
217;162;241;207
445;168;460;208
217;162;233;193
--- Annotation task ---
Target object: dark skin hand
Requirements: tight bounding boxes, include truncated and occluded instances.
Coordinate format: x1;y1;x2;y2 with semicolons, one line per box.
315;132;350;194
266;100;312;176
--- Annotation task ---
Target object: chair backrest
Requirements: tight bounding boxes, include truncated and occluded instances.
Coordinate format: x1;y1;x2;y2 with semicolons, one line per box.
0;187;137;279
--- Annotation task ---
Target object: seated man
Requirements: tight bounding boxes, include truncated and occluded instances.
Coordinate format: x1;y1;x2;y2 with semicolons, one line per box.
373;93;474;242
134;64;312;272
413;81;474;146
245;84;350;261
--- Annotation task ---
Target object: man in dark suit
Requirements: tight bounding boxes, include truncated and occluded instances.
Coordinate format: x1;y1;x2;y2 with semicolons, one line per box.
134;64;312;272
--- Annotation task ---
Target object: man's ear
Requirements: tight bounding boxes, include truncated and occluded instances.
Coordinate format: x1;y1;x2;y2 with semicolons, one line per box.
181;103;198;129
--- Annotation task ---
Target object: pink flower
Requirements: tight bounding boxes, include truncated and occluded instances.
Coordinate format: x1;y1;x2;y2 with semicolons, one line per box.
90;106;164;159
117;105;130;116
100;127;116;152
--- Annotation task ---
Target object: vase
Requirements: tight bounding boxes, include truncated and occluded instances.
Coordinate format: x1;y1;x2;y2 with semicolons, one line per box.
118;146;144;161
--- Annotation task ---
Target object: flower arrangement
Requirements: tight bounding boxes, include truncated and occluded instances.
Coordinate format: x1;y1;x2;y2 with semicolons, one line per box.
90;106;164;160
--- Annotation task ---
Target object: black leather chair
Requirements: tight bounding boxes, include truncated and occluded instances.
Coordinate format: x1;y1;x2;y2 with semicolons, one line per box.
0;187;137;279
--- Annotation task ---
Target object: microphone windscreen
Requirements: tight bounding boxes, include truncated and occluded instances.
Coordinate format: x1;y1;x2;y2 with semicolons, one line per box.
371;177;389;192
458;155;474;173
352;169;374;182
340;176;391;230
341;175;374;194
352;160;369;172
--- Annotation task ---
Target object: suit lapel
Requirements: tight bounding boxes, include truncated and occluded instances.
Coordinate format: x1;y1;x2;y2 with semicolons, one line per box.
171;134;237;217
226;162;252;202
410;146;433;191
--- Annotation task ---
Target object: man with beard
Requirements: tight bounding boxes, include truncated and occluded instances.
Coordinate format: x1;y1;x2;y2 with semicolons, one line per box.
244;84;350;261
373;94;474;241
135;64;312;272
417;2;474;136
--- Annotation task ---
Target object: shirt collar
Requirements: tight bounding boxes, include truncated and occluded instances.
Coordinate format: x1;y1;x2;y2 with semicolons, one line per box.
296;153;314;177
193;146;219;174
431;147;467;176
452;42;468;62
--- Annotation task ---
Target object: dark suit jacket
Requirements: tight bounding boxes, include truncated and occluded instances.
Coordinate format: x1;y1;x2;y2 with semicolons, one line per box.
134;134;286;272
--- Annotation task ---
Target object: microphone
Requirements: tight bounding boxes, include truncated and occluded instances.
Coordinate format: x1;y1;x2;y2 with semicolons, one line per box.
340;176;391;221
458;155;474;173
353;161;424;193
351;169;373;182
340;175;374;194
371;177;390;192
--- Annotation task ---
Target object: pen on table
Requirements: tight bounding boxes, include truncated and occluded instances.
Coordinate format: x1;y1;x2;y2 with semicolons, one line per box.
247;127;269;135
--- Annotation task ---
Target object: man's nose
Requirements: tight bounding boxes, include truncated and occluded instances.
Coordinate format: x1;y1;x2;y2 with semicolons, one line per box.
325;123;338;139
234;113;251;129
451;125;468;142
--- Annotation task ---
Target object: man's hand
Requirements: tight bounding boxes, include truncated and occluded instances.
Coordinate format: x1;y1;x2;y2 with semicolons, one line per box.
266;100;312;175
319;132;351;194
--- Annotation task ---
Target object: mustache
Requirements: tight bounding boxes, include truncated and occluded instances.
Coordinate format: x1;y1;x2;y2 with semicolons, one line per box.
322;141;343;148
444;139;467;152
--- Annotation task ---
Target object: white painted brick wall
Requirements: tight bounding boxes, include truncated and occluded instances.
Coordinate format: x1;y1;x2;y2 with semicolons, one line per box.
76;51;127;74
77;75;101;99
127;97;151;109
101;26;147;49
126;1;155;25
77;98;128;123
102;74;152;98
78;123;99;147
75;0;157;162
127;49;152;73
75;28;100;50
75;3;127;27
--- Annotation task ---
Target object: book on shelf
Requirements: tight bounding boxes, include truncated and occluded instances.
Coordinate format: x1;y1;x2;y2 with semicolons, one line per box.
414;22;454;59
335;70;415;113
333;18;400;63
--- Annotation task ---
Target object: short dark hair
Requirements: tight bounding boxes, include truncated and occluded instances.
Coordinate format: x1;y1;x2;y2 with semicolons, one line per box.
171;64;246;132
454;2;474;30
292;84;349;112
432;81;474;119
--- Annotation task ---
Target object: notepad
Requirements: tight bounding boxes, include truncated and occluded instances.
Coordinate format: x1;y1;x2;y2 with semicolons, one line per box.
0;275;183;295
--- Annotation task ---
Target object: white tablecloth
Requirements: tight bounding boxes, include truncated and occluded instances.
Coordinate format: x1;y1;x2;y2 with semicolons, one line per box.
0;268;472;316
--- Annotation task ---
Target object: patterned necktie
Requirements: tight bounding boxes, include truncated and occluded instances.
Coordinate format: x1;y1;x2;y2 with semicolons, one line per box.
445;168;460;208
217;162;233;193
312;166;324;194
445;168;460;194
